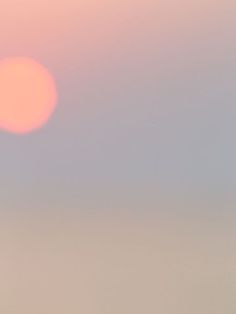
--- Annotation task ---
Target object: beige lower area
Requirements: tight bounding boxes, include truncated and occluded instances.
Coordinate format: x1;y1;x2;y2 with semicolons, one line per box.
0;215;235;313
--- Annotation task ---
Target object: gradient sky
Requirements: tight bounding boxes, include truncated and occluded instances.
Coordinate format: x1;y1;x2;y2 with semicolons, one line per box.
1;0;236;214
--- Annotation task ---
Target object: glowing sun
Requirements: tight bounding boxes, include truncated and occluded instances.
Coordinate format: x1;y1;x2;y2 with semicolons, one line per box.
0;57;57;134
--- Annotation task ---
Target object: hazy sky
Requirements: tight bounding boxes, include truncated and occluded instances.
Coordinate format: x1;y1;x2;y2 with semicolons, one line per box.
1;0;236;214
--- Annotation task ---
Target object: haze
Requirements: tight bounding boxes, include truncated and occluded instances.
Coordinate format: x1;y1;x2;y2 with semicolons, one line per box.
0;0;236;312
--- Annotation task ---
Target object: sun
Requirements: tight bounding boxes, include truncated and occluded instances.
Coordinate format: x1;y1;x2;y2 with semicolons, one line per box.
0;57;57;134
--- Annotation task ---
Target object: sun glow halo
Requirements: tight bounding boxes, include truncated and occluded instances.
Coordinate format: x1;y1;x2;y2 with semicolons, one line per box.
0;57;57;134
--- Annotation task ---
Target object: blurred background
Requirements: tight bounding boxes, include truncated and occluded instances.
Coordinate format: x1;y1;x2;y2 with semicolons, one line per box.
0;0;236;312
